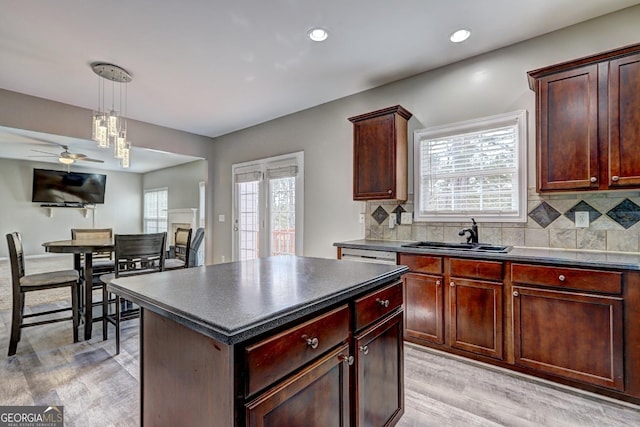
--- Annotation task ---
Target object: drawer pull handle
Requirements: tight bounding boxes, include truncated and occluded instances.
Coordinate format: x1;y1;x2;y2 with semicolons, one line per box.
590;177;597;183
339;354;354;365
303;335;319;349
359;345;369;355
513;291;519;297
387;189;393;195
558;275;566;282
436;280;441;286
450;281;455;287
376;298;390;308
612;176;619;182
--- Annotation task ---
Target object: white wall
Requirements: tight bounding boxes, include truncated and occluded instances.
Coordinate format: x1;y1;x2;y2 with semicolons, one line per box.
0;158;142;257
143;160;206;210
208;6;640;261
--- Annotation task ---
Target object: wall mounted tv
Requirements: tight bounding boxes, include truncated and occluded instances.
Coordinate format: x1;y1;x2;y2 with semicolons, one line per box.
31;168;107;206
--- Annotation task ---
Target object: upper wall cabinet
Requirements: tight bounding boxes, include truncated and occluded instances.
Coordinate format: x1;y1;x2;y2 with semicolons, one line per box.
528;43;640;192
349;105;412;201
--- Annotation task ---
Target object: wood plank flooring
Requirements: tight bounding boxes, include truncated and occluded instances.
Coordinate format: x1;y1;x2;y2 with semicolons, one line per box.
0;302;638;426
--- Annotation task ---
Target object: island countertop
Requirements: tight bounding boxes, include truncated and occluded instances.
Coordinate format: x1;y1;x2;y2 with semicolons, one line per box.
108;255;408;344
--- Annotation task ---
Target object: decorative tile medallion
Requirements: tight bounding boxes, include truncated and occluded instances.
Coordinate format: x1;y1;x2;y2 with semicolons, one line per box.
564;200;602;223
372;205;389;225
528;201;561;228
607;198;640;229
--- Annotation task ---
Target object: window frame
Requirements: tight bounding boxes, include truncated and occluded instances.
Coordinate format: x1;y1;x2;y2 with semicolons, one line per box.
143;187;168;233
413;110;528;223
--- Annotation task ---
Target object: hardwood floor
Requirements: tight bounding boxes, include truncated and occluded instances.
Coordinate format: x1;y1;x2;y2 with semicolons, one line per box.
0;303;638;427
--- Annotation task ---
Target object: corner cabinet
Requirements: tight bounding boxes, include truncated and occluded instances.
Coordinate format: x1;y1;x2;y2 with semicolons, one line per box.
349;105;412;201
528;43;640;192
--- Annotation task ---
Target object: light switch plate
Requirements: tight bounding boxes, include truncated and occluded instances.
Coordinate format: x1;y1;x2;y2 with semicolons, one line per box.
400;212;413;224
389;215;396;229
575;211;589;228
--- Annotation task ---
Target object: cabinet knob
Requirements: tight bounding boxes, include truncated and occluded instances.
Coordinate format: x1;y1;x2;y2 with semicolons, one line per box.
359;345;369;355
450;281;455;287
376;298;390;308
339;354;354;365
558;275;566;282
387;189;393;195
303;335;319;349
513;291;519;297
435;280;441;286
612;176;619;182
590;177;597;183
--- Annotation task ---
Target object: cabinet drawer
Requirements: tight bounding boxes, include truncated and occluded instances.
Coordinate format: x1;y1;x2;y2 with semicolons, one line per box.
398;253;443;274
245;305;350;397
354;281;402;331
450;258;503;281
511;264;622;294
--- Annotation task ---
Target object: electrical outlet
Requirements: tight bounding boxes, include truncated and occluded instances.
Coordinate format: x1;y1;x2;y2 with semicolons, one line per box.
389;215;396;229
575;211;589;228
218;214;225;222
359;213;365;224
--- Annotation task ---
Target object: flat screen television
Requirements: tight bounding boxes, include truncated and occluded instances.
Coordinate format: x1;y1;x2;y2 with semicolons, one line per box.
31;168;107;205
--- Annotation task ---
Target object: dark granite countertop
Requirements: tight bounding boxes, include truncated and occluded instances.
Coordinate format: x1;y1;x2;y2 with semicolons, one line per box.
334;239;640;271
107;255;408;345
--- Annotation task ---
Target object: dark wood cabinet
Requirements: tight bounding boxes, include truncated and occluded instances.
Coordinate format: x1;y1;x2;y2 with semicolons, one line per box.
247;280;405;427
512;286;623;390
449;278;503;360
448;258;504;360
353;310;404;427
511;263;624;390
349;105;412;201
528;43;640;192
403;272;444;344
399;254;444;346
246;344;351;427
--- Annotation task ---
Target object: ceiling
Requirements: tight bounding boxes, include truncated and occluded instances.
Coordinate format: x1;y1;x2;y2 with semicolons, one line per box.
0;0;639;171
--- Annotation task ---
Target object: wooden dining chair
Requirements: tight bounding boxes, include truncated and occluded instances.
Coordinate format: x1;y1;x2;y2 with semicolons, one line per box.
6;232;79;356
71;228;115;275
100;232;166;354
164;227;192;270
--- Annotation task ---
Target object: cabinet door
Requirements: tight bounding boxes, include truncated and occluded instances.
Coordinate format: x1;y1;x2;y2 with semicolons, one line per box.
608;52;640;187
448;278;503;359
513;286;624;390
246;344;351;427
354;311;404;427
353;113;399;200
403;273;444;345
536;64;599;191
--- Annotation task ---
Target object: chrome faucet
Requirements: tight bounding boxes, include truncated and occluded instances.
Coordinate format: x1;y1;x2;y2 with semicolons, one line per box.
458;218;479;244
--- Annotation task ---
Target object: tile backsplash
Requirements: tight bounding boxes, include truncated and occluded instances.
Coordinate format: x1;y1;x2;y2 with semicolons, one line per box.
365;188;640;253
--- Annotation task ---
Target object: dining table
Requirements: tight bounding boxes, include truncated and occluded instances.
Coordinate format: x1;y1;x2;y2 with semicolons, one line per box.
42;237;114;340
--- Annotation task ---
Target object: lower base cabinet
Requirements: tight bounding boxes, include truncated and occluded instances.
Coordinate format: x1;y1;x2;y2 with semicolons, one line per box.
246;344;351;427
513;286;624;390
354;310;404;427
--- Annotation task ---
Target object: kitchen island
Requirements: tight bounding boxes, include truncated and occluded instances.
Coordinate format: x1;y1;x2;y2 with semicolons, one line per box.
108;256;408;426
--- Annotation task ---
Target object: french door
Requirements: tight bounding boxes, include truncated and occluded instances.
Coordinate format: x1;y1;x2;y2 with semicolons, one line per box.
233;152;303;261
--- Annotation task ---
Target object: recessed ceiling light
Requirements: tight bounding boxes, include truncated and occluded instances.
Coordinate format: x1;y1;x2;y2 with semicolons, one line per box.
308;27;328;42
449;29;471;43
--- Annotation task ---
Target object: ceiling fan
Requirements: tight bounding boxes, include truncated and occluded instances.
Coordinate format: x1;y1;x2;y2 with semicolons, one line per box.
30;145;104;165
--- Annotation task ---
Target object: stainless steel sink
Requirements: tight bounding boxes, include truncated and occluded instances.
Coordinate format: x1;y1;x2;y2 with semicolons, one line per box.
401;241;512;253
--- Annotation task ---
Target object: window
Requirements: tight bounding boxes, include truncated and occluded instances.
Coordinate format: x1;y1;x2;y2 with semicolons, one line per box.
143;188;168;233
414;110;527;222
232;152;304;261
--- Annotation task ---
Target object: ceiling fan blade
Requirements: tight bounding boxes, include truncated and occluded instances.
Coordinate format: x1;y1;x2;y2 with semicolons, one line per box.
79;157;104;163
67;152;88;159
